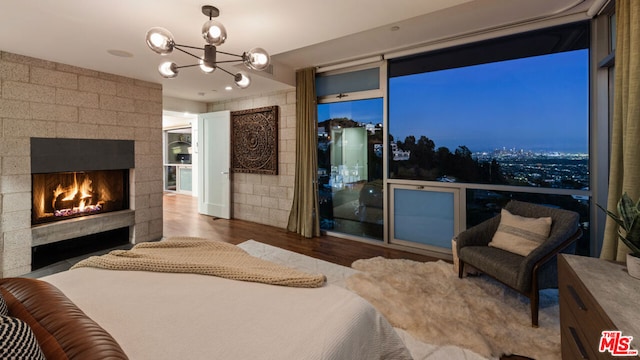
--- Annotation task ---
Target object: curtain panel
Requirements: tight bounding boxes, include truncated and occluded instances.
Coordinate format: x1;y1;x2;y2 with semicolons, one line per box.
287;68;320;238
601;0;640;261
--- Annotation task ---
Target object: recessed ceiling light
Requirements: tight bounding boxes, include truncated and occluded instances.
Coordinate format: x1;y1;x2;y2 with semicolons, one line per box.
107;49;134;58
197;92;206;96
390;26;400;31
225;86;233;91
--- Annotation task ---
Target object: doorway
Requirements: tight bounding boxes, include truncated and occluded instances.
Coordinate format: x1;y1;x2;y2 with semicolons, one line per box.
163;111;198;196
164;127;194;194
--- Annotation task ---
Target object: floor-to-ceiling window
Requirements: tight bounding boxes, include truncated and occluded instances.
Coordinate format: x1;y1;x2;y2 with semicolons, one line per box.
313;20;609;257
316;64;385;241
387;21;592;255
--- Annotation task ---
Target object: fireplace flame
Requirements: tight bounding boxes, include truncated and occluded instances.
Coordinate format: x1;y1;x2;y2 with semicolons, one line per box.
51;173;103;217
56;173;93;203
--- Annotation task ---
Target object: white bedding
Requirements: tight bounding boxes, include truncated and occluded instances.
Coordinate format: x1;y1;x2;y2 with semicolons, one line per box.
237;241;488;360
41;242;411;360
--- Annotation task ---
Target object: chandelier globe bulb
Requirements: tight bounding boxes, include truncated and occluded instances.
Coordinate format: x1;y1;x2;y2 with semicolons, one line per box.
158;61;178;78
146;27;175;55
234;72;251;88
202;20;227;46
243;47;270;71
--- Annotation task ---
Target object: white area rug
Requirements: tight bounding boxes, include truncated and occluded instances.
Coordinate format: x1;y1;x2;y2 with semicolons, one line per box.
237;240;358;287
347;257;561;359
238;240;487;360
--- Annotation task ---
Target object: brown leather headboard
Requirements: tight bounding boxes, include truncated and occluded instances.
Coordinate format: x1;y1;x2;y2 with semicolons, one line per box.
0;277;128;360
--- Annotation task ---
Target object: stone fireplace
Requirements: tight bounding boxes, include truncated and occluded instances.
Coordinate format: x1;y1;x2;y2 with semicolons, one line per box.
0;51;164;277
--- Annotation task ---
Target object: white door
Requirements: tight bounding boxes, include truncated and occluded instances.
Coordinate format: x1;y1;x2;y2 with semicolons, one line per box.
197;111;231;218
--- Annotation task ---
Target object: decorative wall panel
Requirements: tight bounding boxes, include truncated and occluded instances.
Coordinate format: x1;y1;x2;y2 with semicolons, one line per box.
231;106;278;175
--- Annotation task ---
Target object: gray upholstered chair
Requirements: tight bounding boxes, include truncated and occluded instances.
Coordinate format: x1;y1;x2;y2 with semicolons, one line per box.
456;200;582;327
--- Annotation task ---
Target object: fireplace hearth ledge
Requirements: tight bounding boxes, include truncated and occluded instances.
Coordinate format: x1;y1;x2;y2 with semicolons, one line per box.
32;209;135;247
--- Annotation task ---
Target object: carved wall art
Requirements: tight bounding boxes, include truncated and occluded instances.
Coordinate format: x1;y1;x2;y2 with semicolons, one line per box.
231;106;279;175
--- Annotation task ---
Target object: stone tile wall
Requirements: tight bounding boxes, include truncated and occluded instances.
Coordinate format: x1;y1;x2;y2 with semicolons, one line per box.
208;90;296;229
0;51;164;277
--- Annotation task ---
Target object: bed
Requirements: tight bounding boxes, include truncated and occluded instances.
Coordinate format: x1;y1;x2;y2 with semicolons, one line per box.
1;238;412;360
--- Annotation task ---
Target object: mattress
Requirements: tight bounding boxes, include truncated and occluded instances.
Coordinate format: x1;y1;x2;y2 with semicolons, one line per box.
41;241;411;360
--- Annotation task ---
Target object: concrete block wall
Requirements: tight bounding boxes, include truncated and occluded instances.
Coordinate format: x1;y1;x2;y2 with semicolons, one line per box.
208;90;296;229
0;51;164;277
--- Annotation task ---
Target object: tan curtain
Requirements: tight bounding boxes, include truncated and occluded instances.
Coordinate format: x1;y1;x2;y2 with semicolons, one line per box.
287;67;320;238
600;0;640;261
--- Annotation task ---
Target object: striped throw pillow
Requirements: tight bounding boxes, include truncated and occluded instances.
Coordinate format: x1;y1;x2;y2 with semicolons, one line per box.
489;208;552;256
0;315;46;360
0;293;7;316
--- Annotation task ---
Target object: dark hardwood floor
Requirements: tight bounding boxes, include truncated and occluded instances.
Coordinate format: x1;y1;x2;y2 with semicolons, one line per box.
163;193;440;267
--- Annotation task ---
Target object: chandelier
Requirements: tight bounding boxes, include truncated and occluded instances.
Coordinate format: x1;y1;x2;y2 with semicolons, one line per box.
145;5;270;89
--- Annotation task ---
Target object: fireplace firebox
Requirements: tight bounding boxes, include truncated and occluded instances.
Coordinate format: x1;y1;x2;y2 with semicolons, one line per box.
30;137;135;255
32;170;129;225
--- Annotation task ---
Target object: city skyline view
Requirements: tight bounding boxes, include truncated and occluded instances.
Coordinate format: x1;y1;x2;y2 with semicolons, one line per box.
390;49;589;154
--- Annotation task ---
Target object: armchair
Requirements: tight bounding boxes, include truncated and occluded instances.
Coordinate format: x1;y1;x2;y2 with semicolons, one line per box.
456;200;582;327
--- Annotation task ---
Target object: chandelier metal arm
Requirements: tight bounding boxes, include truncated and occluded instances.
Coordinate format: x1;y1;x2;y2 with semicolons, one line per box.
215;66;235;77
173;46;203;62
212;59;244;64
174;44;206;51
173;45;243;65
173;60;243;70
215;50;244;58
173;63;202;70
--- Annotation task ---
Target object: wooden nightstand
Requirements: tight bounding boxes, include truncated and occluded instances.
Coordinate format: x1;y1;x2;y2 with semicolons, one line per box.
558;254;640;359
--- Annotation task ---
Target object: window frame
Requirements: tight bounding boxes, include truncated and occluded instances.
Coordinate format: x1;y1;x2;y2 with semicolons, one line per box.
590;0;615;257
316;61;389;243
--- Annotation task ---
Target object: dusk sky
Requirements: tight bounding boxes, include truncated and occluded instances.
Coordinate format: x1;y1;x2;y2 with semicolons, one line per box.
317;98;383;125
318;49;589;154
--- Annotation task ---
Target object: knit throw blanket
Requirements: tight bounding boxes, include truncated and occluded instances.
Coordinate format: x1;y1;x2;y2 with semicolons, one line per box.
71;237;326;288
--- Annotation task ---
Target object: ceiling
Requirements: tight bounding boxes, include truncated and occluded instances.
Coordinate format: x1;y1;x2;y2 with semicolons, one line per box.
0;0;597;103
